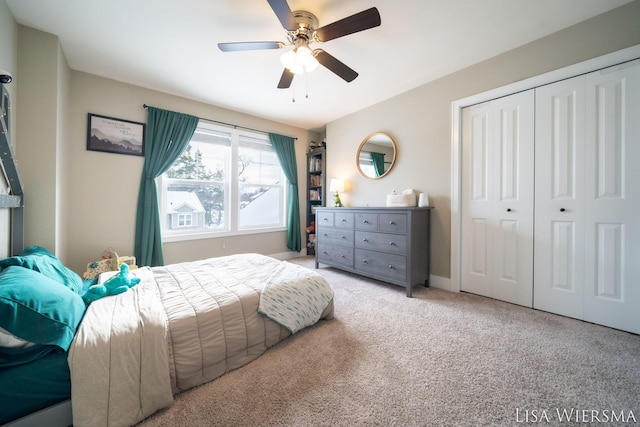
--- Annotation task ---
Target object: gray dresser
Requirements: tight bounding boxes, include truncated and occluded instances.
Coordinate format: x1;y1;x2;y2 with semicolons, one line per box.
314;206;433;297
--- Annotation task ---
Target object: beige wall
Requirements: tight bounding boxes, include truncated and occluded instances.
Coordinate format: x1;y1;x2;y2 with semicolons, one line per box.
0;0;17;258
65;71;317;272
325;1;640;281
16;26;62;253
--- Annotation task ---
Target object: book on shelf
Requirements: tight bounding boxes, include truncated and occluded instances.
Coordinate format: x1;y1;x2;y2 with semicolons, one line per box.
308;157;323;172
309;189;322;201
309;174;322;187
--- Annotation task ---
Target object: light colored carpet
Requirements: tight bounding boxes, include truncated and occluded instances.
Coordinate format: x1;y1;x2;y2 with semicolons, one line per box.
138;256;640;426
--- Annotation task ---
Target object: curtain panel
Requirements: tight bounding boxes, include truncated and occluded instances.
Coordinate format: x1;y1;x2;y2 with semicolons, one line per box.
134;107;199;266
269;133;301;252
371;152;385;177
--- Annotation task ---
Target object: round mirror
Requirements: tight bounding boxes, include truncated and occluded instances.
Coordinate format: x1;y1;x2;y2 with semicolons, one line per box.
356;132;397;179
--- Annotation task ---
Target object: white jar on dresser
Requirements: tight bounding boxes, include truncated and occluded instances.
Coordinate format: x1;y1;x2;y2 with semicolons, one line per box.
314;206;433;297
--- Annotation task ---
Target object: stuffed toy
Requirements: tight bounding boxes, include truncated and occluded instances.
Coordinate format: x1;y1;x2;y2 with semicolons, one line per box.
82;262;141;305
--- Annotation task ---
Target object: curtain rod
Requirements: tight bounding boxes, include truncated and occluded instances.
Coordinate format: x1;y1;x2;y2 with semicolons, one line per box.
142;104;297;140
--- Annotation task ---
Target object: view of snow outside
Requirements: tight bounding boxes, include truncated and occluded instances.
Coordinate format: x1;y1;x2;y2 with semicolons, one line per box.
164;126;285;234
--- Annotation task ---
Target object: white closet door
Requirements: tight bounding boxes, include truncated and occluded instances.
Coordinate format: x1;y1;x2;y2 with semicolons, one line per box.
583;61;640;334
461;90;534;306
535;61;640;334
533;76;587;318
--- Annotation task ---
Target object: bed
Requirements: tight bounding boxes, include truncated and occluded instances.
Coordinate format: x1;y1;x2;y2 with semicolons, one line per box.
1;249;334;426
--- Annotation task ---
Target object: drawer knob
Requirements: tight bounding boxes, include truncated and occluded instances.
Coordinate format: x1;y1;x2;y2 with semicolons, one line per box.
341;218;347;222
362;219;369;224
362;238;368;242
341;235;346;239
389;221;396;225
323;218;328;221
388;264;394;269
323;233;328;237
362;259;368;264
389;241;396;246
341;255;346;259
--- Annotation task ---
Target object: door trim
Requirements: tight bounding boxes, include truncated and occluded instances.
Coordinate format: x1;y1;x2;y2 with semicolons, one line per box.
450;44;640;293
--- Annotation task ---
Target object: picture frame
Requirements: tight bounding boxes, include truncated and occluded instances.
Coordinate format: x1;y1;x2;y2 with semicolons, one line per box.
87;113;145;156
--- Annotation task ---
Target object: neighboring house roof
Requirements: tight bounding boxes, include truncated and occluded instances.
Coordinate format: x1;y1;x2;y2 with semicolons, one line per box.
239;187;280;227
167;191;205;214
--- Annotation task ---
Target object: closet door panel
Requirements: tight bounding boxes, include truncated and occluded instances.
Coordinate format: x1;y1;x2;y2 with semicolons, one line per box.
462;104;493;296
492;93;534;306
534;76;586;318
461;91;534;306
583;61;640;334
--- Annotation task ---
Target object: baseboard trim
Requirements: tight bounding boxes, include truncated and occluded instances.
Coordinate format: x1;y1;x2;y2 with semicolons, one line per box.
429;274;451;292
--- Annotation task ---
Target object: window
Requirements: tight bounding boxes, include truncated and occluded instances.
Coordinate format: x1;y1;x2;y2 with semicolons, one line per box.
177;214;192;227
160;121;286;241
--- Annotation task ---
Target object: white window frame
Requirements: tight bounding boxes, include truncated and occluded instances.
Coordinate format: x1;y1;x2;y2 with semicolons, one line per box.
160;121;288;242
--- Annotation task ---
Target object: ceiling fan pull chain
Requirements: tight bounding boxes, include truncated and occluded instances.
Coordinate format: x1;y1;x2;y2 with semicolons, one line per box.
305;73;310;99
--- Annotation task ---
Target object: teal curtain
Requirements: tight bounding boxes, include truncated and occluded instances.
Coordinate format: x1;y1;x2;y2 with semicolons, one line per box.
134;107;199;266
371;152;385;177
268;133;301;252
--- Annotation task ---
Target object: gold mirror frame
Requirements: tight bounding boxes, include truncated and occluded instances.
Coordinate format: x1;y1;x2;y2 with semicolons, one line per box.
356;132;397;179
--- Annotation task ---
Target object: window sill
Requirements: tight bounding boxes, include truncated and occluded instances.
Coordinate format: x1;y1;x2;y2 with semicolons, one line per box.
162;226;287;243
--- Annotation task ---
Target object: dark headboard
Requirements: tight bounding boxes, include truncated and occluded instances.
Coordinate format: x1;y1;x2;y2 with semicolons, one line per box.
0;82;24;254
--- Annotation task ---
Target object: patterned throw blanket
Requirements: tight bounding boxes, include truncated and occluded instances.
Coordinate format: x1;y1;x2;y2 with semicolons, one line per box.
259;261;334;333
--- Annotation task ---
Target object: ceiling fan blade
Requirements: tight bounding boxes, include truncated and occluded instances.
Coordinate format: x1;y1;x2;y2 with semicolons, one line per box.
277;68;294;89
315;7;381;42
267;0;298;32
314;50;358;82
218;41;284;52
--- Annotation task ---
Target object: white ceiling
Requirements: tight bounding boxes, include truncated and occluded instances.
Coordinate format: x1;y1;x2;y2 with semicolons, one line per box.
6;0;632;131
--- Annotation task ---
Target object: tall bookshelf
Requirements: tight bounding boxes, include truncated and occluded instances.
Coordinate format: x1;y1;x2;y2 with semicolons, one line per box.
306;147;325;255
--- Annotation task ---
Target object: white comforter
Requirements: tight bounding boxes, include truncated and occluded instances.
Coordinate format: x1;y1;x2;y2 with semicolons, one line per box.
68;254;333;427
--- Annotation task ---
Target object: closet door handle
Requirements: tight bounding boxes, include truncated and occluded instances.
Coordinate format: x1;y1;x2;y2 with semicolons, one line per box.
560;208;566;212
506;208;512;212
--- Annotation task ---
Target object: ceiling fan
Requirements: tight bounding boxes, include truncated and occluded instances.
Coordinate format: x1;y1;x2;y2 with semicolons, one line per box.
218;0;381;89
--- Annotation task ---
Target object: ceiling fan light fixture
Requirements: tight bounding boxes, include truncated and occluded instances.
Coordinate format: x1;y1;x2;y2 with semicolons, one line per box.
280;46;319;75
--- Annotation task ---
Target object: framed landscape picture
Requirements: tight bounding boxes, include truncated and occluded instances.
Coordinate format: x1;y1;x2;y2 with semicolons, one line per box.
87;113;145;156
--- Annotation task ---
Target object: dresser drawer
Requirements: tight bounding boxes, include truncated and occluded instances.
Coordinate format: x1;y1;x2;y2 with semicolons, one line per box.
317;227;354;245
317;211;334;227
355;213;378;231
355;231;407;255
355;249;407;282
334;212;355;229
379;213;408;234
317;242;354;268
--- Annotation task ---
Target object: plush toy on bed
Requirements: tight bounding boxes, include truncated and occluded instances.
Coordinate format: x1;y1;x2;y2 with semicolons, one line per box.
82;262;141;305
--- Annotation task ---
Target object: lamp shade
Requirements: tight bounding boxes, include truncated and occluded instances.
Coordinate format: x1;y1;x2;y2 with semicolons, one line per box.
329;179;344;193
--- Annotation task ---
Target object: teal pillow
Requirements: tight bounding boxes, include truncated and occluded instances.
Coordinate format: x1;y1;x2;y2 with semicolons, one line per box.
0;266;86;351
0;246;83;294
